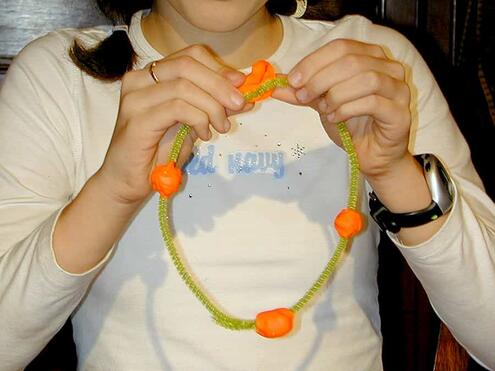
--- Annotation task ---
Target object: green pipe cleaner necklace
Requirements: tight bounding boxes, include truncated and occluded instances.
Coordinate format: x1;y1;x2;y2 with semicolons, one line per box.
150;66;363;339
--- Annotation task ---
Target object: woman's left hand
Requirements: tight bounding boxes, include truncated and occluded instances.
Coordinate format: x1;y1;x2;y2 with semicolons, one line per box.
272;38;411;180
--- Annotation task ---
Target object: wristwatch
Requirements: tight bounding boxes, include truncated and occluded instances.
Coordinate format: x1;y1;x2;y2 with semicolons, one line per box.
369;154;455;233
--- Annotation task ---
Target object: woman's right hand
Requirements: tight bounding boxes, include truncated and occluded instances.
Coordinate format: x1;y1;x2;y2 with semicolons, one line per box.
96;45;250;206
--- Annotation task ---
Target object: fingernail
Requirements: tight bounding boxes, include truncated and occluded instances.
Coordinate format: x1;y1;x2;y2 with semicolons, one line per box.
318;99;328;112
296;88;308;102
231;93;245;107
224;119;231;132
225;71;244;85
327;112;335;122
289;71;302;86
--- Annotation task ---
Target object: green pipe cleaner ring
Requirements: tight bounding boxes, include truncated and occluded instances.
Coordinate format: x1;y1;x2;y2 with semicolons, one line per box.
157;77;361;332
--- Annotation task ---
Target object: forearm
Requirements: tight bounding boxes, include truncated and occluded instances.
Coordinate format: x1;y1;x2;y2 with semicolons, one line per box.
397;192;495;369
0;209;102;369
366;153;448;245
53;171;142;274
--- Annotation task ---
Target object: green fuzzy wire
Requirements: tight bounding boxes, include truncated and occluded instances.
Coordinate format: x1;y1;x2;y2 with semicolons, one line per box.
158;77;361;331
242;77;289;102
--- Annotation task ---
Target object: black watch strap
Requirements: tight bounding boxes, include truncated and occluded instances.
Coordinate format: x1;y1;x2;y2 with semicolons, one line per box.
369;191;444;233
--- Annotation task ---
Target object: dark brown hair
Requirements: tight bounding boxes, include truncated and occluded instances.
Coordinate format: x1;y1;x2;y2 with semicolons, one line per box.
69;0;321;81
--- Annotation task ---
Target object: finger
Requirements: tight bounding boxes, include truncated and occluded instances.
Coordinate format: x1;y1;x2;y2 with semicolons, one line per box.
287;39;387;88
295;55;405;104
155;57;246;110
120;78;232;134
223;69;246;87
325;95;410;131
123;43;244;88
271;87;320;113
320;71;410;113
122;44;245;94
245;73;301;108
156;123;198;167
225;102;255;117
126;98;212;143
121;66;245;97
171;44;245;85
271;85;299;105
119;76;253;134
128;57;246;110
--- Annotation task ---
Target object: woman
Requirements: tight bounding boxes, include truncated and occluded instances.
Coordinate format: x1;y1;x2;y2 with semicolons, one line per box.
0;0;494;369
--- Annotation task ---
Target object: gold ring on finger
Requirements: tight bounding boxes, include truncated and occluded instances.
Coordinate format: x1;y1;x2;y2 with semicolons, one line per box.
149;61;160;84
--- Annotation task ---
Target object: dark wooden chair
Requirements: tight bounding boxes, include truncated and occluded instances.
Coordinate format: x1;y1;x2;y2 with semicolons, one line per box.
1;0;492;370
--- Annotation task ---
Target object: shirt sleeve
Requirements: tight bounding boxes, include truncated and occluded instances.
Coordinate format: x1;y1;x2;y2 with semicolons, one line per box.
0;32;106;370
364;22;495;369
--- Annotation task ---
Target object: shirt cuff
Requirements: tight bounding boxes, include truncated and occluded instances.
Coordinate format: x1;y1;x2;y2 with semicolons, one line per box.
36;204;114;291
387;180;460;259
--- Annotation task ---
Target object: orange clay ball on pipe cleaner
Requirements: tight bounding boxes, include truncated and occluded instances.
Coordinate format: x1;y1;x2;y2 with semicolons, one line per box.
238;60;276;102
335;208;363;238
150;161;183;198
255;308;295;338
152;61;363;338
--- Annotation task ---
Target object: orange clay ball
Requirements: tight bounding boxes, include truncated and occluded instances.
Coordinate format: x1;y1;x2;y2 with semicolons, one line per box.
150;161;182;198
334;208;363;238
239;60;276;103
255;308;295;338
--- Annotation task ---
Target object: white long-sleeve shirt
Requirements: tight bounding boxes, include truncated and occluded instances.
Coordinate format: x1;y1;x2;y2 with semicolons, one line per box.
1;10;494;371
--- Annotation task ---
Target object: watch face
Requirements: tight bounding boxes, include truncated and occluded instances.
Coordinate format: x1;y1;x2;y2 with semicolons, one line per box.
422;154;454;213
368;154;455;233
438;164;455;200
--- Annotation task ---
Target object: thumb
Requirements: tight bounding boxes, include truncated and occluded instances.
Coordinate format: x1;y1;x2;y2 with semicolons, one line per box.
271;74;302;105
271;85;299;105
